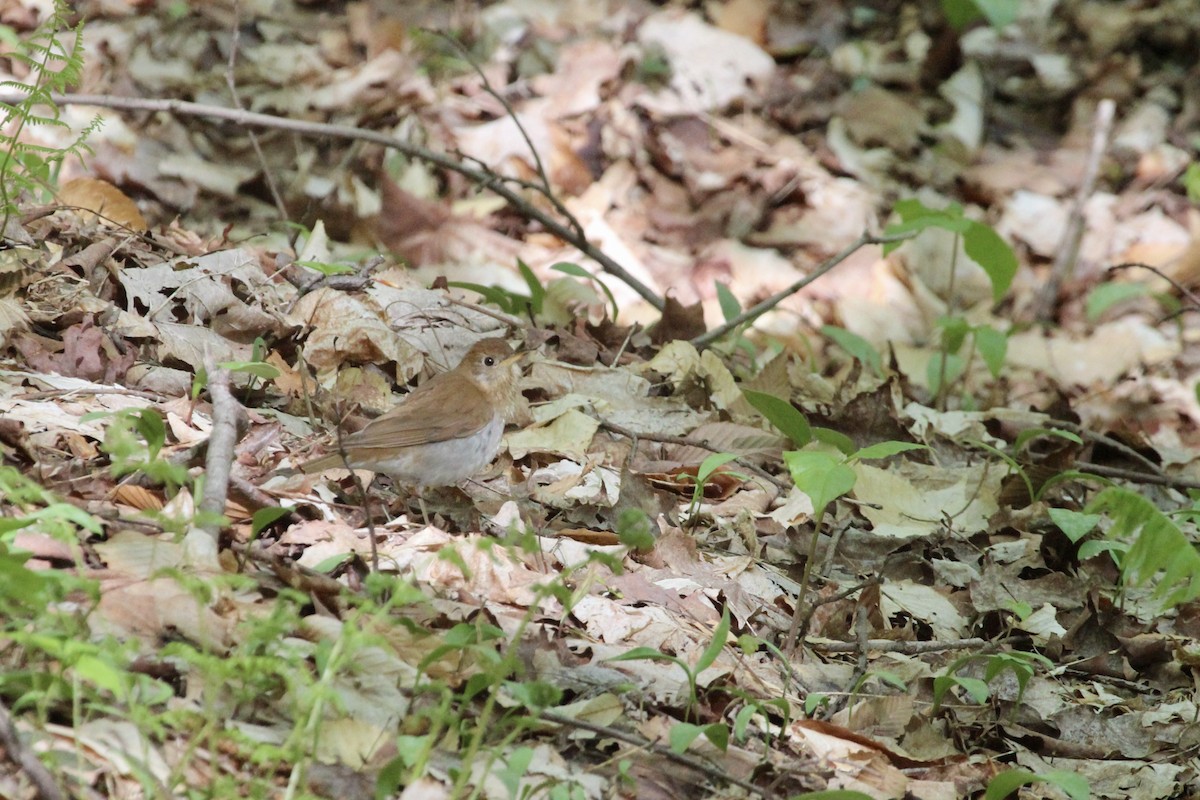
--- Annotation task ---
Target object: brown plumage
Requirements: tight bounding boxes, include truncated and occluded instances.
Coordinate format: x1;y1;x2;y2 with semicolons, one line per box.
300;338;523;488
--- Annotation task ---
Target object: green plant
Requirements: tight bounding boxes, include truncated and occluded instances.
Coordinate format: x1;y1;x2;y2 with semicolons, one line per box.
451;259;618;324
677;451;744;528
969;426;1084;506
743;388;857;453
84;407;189;497
1182;162;1200;204
782;438;927;649
931;649;1052;711
727;685;791;748
926;316;1008;406
83;407;231;534
606;606;732;724
939;0;1020;30
984;768;1088;800
1083;280;1173;322
1071;486;1200;609
191;335;282;400
884;199;1017;409
821;325;883;378
372;530;642;798
632;41;672;86
712;281;759;358
0;0;99;229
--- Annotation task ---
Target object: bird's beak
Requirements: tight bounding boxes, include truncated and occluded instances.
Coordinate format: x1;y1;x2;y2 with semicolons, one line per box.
503;349;529;367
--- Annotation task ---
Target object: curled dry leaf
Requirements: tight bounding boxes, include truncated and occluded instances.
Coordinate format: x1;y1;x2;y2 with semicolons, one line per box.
58;177;148;231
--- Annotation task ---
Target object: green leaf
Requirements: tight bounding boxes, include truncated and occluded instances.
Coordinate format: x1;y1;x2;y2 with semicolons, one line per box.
191;365;207;399
0;515;33;534
0;503;103;537
1012;426;1082;452
447;281;527;315
251;506;292;537
985;769;1088;800
1088;486;1200;607
694;607;730;674
294;259;356;276
1048;508;1101;543
821;325;883;377
1041;771;1090;800
504;680;562;711
787;791;875;800
939;0;1019;30
883;199;970;255
701;722;729;752
310;553;351;573
812;428;856;455
497;746;534;798
783;451;856;515
1085;281;1152;321
217;360;281;380
73;653;127;696
973;0;1021;27
743;389;812;447
133;409;166;458
1005;600;1033;619
715;281;741;322
963;220;1017;301
803;692;828;714
669;722;705;754
666;723;729;753
1184;162;1200;204
732;705;756;740
927;352;965;395
939;0;982;28
0;541;51;605
696;452;740;484
973;324;1007;377
937;316;971;354
870;670;908;690
853;441;928;460
885;200;1016;302
517;259;546;314
606;646;684;668
552;261;619;321
953;675;991;703
984;770;1039;800
616;508;655;550
1078;539;1124;561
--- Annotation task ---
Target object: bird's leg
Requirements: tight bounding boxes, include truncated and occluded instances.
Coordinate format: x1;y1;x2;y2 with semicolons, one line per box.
416;492;431;527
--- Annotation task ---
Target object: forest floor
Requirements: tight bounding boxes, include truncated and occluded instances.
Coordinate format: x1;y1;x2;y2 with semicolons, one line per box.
3;1;1200;798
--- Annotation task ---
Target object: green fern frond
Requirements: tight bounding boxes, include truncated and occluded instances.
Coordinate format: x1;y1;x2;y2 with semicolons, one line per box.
0;0;94;224
1087;486;1200;607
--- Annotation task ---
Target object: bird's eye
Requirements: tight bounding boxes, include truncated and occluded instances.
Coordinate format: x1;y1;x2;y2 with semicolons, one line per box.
484;356;496;367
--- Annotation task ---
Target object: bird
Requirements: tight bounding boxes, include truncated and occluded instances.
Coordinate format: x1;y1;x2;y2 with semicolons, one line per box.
299;337;524;518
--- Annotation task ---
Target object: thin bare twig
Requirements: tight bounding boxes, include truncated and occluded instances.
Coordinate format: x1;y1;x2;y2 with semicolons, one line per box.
1032;98;1116;322
599;419;791;491
691;231;915;349
0;698;65;800
429;31;565;226
1076;461;1200;491
0;91;665;310
810;636;998;654
199;363;241;539
329;416;380;574
1106;261;1200;311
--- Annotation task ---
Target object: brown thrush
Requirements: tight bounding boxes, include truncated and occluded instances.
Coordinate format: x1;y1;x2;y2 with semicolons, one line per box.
300;338;523;507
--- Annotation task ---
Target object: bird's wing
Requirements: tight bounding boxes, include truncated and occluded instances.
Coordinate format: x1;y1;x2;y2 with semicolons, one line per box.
342;373;494;450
